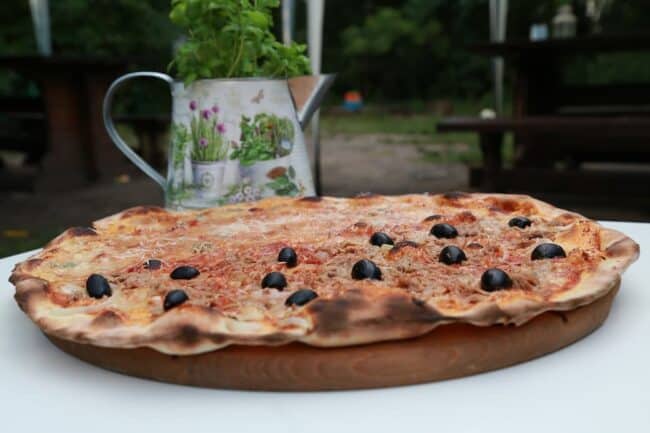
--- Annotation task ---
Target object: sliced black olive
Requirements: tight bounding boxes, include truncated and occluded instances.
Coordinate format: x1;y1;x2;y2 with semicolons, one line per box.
278;247;298;267
509;216;532;229
370;232;394;247
144;259;162;270
438;246;467;265
430;223;458;239
481;268;513;292
86;274;112;299
285;289;318;306
163;289;189;311
262;271;287;290
531;243;566;260
351;259;382;280
170;266;200;280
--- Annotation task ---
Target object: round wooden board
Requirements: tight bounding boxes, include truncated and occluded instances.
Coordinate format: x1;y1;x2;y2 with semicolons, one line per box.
47;285;618;391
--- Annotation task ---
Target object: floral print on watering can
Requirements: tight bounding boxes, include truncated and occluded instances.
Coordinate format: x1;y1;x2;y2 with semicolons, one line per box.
103;73;335;210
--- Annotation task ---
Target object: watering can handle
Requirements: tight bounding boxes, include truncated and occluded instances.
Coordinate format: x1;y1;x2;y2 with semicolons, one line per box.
103;72;174;188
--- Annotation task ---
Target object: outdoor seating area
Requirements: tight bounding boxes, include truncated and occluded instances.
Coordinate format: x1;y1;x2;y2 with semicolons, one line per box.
1;2;649;432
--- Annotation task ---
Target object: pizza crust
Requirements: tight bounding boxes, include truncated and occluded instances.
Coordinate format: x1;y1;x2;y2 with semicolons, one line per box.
11;194;639;355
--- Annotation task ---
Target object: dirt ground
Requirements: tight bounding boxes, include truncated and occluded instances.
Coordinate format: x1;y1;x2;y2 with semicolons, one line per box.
1;132;648;255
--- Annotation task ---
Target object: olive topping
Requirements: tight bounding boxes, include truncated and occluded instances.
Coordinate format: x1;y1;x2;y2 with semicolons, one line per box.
163;289;189;311
480;268;513;292
438;246;467;265
531;243;566;260
509;216;532;229
144;259;162;270
86;274;112;299
170;266;200;280
430;223;458;239
262;272;288;290
351;259;382;280
278;247;298;267
285;289;318;306
370;232;394;247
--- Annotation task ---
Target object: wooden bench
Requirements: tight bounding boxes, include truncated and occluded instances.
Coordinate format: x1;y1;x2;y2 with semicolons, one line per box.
436;116;650;194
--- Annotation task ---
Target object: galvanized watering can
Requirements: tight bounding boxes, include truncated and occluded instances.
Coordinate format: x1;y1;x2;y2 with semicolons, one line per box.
103;73;334;209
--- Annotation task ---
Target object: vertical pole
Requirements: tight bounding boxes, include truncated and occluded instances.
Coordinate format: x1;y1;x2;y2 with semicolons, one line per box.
29;0;52;56
307;0;325;195
490;0;507;115
282;0;295;45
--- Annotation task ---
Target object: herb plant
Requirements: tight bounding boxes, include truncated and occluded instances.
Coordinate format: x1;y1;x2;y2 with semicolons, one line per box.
186;100;228;162
230;113;295;166
169;0;311;84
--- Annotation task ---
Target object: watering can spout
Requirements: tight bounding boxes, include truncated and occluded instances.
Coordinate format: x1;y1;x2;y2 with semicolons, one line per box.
288;74;336;129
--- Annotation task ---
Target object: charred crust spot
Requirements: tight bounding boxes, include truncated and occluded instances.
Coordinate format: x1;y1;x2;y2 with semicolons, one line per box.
307;295;364;334
412;297;426;307
443;191;469;200
389;240;419;254
120;206;166;219
90;310;124;328
383;295;444;323
423;214;443;222
299;196;322;202
248;207;263;212
68;227;98;237
466;242;483;249
353;221;368;228
174;325;200;345
22;258;43;271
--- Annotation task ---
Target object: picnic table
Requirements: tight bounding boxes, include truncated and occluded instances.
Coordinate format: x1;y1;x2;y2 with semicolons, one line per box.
0;56;129;191
438;33;650;195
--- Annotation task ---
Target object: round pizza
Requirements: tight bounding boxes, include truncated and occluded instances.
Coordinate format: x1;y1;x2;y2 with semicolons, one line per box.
11;193;638;355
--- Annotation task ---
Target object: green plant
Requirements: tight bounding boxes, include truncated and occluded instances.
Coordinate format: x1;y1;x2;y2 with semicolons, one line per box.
171;123;190;168
265;166;300;196
231;113;295;165
184;100;228;162
169;0;310;84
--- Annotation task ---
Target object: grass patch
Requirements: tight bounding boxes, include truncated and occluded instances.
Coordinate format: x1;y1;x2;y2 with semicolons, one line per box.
1;227;63;258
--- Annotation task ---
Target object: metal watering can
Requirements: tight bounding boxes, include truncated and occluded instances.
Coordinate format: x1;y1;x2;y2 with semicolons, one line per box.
103;73;334;209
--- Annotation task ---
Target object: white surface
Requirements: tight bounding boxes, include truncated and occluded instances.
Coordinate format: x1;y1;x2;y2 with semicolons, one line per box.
1;221;648;433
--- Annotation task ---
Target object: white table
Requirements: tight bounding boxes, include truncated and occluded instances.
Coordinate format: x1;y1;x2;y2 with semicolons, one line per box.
2;221;648;433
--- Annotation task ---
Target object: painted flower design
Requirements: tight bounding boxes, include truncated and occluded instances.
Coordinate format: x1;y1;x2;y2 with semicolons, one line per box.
199;137;208;148
189;100;197;111
201;109;211;120
211;105;219;114
216;123;226;134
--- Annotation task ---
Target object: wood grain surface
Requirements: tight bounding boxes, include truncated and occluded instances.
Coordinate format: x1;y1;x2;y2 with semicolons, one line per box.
47;285;618;391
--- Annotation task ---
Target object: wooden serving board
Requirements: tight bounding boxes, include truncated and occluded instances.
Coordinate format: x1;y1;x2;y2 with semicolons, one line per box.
47;285;618;391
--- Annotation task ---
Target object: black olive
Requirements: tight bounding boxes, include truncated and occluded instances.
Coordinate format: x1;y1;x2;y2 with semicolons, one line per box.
481;268;513;292
170;266;200;280
351;259;382;280
531;243;566;260
430;223;458;239
438;246;467;265
370;232;394;247
262;271;288;290
164;289;189;311
278;247;298;267
509;216;532;229
145;259;162;270
86;274;112;299
285;289;318;306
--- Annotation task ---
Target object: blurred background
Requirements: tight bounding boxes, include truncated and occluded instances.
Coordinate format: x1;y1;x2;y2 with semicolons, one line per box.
1;0;650;256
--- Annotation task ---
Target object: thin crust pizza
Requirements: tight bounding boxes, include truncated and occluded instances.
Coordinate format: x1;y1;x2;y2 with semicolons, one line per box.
11;193;639;355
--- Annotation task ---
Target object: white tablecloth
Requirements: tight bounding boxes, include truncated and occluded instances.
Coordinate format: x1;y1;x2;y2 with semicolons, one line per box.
1;221;648;433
